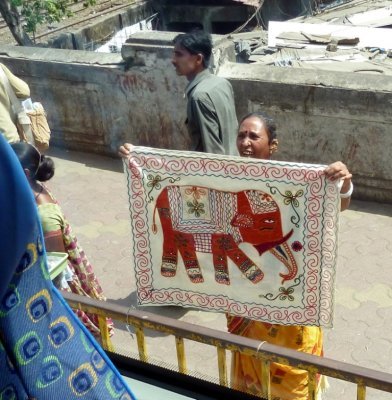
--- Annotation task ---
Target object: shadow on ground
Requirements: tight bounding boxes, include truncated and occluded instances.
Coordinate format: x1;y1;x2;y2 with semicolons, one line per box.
47;146;124;173
349;199;392;217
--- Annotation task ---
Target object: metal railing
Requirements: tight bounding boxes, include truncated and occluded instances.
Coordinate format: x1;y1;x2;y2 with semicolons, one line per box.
64;292;392;400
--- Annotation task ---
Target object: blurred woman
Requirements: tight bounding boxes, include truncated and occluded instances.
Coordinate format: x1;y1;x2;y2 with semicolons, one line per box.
12;142;113;338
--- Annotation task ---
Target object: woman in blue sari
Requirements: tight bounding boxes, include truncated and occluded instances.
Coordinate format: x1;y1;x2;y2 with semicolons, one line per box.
0;135;136;399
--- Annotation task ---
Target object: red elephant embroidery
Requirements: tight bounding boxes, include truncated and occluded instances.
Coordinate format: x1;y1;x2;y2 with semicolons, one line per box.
152;185;298;285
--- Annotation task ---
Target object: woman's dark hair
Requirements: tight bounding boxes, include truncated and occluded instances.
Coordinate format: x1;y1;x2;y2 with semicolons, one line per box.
173;30;213;68
11;142;55;182
240;112;277;144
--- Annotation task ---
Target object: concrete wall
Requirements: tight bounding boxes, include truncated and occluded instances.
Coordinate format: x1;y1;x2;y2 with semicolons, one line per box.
0;44;189;154
0;37;391;203
45;1;154;50
219;62;392;203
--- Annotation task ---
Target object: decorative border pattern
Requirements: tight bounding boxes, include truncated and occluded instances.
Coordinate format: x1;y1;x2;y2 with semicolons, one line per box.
124;147;340;327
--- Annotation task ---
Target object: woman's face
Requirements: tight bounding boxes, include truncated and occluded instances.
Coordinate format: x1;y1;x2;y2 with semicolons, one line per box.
236;117;272;160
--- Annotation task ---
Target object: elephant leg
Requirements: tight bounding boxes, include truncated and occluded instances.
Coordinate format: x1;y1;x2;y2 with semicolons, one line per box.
161;235;178;277
175;232;204;283
211;236;230;285
216;235;264;284
270;242;298;284
158;208;178;277
228;252;264;283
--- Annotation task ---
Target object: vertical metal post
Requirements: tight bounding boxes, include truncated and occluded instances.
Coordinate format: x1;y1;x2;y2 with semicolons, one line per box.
217;347;228;387
357;383;367;400
308;369;317;400
135;326;147;362
175;336;187;374
98;315;114;352
261;359;271;400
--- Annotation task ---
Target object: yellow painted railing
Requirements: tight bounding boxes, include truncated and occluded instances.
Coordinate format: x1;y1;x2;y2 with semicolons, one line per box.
64;292;392;400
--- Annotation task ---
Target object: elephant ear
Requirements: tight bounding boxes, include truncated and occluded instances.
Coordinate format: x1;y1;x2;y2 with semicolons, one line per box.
231;213;254;228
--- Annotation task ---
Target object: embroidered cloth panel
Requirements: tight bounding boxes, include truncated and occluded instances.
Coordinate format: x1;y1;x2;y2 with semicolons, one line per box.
124;147;340;327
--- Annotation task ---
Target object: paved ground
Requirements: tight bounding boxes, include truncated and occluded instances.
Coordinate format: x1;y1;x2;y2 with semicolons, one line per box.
47;147;392;400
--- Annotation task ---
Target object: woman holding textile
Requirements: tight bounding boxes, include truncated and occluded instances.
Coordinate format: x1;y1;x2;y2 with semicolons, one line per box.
118;112;353;399
228;112;352;400
11;142;114;338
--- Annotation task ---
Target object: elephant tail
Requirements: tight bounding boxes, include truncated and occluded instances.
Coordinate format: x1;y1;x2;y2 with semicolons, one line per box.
152;204;158;234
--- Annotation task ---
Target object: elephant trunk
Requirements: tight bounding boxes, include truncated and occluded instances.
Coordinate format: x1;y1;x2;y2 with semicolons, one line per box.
270;240;298;284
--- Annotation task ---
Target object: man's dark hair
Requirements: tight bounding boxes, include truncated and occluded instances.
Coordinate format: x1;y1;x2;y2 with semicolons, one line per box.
173;30;213;68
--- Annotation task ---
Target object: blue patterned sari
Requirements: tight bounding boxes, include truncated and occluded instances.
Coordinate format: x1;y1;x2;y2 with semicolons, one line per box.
0;135;136;399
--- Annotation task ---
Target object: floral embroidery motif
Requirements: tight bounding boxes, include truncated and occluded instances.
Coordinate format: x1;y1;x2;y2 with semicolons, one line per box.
283;190;304;208
261;274;303;302
278;286;295;301
266;184;304;227
187;200;205;218
146;174;180;202
184;186;207;200
147;175;162;190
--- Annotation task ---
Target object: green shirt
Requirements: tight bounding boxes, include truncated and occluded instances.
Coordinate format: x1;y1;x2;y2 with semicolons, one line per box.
37;202;65;234
186;69;238;156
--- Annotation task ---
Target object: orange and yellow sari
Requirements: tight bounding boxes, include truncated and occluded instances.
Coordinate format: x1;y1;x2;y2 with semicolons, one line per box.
227;315;326;400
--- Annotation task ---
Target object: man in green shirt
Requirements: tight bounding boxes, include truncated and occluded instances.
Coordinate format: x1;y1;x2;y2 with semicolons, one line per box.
172;31;238;156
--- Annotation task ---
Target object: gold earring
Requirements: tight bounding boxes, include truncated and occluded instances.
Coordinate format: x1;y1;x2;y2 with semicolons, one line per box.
270;139;278;154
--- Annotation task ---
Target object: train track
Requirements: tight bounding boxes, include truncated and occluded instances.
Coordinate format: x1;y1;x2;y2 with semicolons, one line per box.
0;0;133;39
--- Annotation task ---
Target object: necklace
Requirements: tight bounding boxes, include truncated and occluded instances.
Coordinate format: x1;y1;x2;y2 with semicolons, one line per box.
34;184;44;200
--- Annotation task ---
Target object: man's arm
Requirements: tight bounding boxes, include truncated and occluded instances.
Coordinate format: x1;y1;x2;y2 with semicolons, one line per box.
191;96;225;155
1;63;30;98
